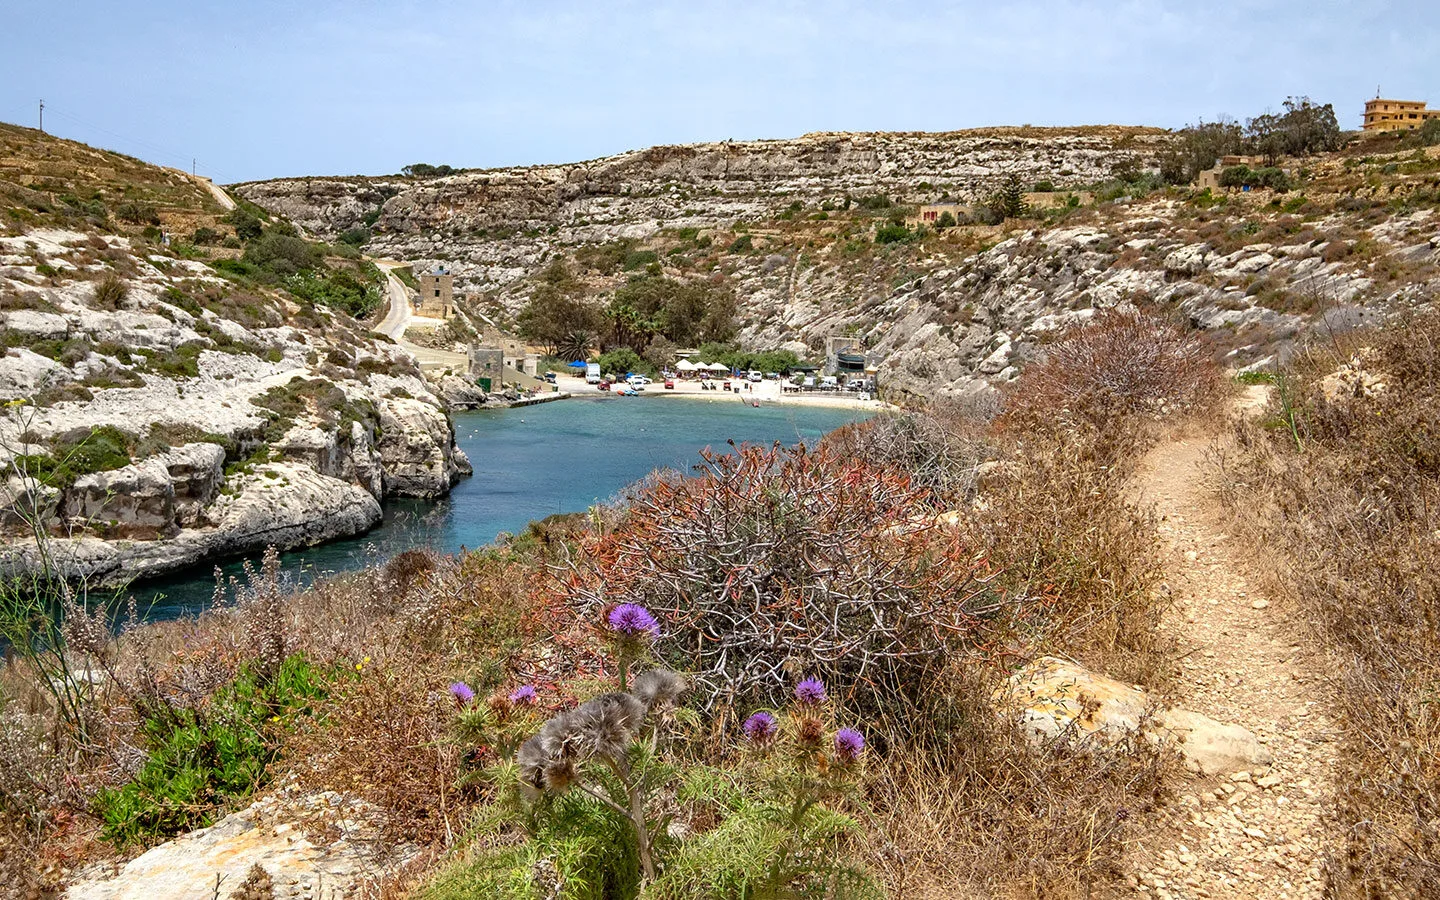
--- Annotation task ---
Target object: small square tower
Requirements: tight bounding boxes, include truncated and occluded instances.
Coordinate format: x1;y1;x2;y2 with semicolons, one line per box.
417;266;454;318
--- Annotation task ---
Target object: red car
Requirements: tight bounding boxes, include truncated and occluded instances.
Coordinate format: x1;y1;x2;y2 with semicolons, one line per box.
598;379;611;391
664;379;675;389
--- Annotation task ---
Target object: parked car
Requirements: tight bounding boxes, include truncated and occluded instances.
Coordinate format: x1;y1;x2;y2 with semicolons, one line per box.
585;363;602;384
664;378;675;389
747;370;763;382
543;372;557;383
627;374;652;386
764;372;780;380
598;379;611;391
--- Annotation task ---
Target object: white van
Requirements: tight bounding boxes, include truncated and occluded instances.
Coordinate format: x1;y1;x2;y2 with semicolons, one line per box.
585;363;602;384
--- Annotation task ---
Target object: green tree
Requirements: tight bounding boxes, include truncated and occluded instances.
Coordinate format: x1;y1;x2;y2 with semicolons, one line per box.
225;208;264;241
516;261;602;356
1247;97;1342;165
242;233;323;276
987;174;1028;220
598;346;647;377
936;210;957;229
1160;117;1247;184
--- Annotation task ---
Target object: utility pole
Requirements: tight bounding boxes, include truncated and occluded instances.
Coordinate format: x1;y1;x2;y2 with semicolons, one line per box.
38;100;43;133
192;158;196;176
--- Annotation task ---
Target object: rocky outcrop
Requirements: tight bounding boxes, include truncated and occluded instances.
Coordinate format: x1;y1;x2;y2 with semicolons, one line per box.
376;398;472;497
237;133;1440;407
61;443;226;538
0;225;477;585
1003;656;1273;775
65;790;412;900
238;127;1169;241
435;374;494;409
16;463;383;587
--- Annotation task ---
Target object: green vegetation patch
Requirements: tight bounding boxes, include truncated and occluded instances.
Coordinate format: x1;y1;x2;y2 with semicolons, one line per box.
94;654;331;847
250;377;378;444
15;424;137;489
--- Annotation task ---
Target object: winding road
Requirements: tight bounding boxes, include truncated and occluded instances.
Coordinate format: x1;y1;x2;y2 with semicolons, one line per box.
370;260;470;373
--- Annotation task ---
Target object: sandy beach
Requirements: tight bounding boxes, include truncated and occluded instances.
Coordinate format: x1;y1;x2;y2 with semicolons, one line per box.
549;374;895;411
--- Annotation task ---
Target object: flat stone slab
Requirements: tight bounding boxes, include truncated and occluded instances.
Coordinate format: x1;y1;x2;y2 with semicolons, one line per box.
1003;656;1273;775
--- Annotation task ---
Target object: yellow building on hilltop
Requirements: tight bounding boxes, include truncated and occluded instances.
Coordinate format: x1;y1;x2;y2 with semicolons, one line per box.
1363;98;1440;132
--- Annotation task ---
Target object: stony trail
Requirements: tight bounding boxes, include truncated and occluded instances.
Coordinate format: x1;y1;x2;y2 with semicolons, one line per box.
1123;422;1341;900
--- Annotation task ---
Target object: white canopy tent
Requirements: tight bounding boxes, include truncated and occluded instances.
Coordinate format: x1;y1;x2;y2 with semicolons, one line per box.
675;359;698;372
705;362;730;372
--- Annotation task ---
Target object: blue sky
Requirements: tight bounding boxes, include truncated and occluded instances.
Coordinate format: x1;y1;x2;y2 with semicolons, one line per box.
3;1;1436;184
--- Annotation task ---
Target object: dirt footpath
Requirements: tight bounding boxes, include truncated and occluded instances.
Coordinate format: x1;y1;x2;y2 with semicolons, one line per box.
1123;421;1341;900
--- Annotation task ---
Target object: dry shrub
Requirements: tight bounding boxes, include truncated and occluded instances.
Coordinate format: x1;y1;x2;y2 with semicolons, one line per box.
279;550;552;843
558;443;1028;721
1220;314;1440;896
867;668;1172;898
91;274;128;311
822;400;996;504
1001;310;1224;468
969;434;1168;684
282;657;460;844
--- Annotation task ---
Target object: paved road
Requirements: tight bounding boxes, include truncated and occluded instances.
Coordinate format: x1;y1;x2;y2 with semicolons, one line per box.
370;261;470;373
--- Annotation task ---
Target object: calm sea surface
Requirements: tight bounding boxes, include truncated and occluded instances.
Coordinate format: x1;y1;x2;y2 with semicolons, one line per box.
127;396;871;620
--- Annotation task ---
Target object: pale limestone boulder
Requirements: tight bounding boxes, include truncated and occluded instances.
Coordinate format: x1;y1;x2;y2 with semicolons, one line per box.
0;475;62;529
1003;656;1272;775
8;463;381;587
65;791;411;900
0;347;68;396
158;443;226;527
1163;243;1212;276
64;458;176;536
58;444;225;536
376;397;470;497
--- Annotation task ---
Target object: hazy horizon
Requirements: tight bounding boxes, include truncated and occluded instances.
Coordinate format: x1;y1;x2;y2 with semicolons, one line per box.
4;1;1437;184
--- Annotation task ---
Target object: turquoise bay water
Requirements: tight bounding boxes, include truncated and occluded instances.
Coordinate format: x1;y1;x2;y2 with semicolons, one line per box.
130;396;871;620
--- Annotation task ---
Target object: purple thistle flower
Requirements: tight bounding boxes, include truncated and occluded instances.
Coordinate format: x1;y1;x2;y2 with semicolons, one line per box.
833;728;865;763
794;677;826;706
742;711;778;743
449;682;475;705
607;603;660;638
510;684;538;706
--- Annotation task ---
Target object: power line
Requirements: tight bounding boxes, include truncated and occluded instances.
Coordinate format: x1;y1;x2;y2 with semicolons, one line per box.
41;107;233;184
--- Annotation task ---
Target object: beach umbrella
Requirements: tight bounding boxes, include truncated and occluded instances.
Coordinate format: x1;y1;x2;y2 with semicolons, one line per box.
567;360;587;369
676;359;697;371
706;362;729;372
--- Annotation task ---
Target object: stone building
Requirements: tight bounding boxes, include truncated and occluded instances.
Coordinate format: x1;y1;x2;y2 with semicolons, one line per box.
824;334;875;378
906;203;968;228
469;347;503;392
417;267;453;318
1362;98;1440;133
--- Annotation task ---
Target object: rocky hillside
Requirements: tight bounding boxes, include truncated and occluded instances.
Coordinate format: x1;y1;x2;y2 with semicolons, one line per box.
0;123;470;587
239;127;1440;399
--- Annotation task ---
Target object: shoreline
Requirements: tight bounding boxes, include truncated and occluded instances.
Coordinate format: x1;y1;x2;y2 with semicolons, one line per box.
548;375;896;411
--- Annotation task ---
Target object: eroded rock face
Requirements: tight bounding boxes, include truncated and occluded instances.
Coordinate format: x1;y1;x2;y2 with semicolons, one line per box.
65;791;412;900
434;374;493;409
376;397;471;497
15;463;382;587
162;443;227;527
64;458;175;537
1003;656;1273;775
0;224;477;584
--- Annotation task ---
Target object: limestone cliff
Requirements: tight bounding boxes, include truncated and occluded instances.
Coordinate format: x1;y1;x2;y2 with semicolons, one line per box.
238;129;1440;400
0;124;471;587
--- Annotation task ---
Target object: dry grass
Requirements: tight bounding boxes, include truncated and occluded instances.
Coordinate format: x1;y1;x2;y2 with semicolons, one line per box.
866;670;1171;899
1218;313;1440;896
